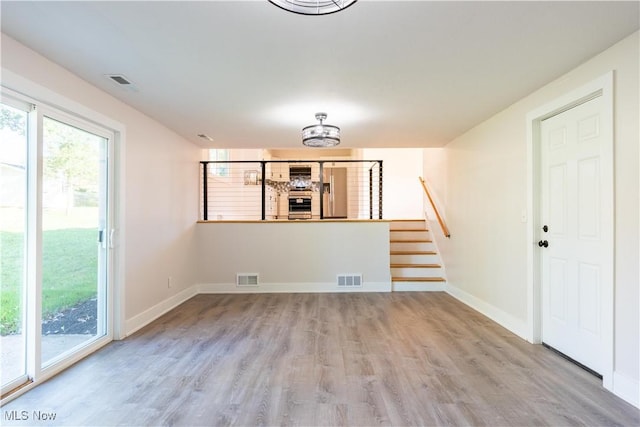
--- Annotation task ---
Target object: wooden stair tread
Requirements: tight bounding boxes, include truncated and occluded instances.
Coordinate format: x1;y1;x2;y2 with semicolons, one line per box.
390;239;433;243
390;229;430;232
390;219;425;222
390;250;437;255
391;264;441;268
391;277;446;282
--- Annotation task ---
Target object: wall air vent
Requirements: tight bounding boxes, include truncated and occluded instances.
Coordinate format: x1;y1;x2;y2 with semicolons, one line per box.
236;274;259;287
337;274;362;287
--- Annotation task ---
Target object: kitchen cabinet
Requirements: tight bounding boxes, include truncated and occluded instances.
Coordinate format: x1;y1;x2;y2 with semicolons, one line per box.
278;163;290;181
277;191;289;219
268;160;289;182
265;162;274;181
311;163;320;181
265;186;276;219
312;193;320;218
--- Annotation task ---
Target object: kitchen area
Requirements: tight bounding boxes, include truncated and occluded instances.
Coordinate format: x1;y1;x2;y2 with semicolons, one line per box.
269;163;348;220
200;149;383;221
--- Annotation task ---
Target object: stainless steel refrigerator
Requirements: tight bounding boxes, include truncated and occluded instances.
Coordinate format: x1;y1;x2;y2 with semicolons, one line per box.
322;167;348;218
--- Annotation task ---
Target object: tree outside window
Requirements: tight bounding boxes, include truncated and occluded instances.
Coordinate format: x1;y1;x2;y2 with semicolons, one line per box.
208;149;229;177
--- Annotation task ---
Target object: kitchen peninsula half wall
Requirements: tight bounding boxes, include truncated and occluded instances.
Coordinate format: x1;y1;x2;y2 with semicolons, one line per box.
196;221;392;293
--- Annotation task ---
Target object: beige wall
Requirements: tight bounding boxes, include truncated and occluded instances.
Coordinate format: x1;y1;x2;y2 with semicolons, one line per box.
426;32;639;404
1;34;203;329
195;222;391;290
360;148;424;219
421;148;448;229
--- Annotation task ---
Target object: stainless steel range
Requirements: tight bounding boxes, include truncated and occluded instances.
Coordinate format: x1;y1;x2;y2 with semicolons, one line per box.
288;165;312;220
288;190;312;220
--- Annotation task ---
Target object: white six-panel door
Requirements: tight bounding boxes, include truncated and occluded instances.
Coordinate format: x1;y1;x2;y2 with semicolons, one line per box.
540;94;612;375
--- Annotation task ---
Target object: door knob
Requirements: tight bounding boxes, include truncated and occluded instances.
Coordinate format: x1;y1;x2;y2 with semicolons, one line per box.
538;240;549;248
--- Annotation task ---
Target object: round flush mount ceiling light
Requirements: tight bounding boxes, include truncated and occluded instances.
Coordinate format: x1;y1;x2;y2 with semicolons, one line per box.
302;113;340;147
268;0;358;16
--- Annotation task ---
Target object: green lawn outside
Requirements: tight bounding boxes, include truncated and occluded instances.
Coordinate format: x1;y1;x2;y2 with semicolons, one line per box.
1;209;98;335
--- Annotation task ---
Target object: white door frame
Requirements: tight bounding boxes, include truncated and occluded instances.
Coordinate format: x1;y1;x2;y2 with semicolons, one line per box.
525;71;614;390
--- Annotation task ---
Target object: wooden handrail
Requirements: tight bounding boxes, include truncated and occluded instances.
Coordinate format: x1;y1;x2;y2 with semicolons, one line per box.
419;177;450;238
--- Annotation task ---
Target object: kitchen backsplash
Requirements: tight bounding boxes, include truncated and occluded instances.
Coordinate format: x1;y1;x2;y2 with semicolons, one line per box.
265;180;320;193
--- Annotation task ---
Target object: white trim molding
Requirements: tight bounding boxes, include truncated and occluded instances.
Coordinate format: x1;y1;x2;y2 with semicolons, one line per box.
125;287;197;337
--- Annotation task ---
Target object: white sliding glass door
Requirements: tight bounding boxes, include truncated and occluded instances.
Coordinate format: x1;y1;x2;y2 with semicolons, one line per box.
0;95;114;398
40;115;109;367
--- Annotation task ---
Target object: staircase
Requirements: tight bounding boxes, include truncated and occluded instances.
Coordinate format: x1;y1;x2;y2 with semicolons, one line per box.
390;219;446;291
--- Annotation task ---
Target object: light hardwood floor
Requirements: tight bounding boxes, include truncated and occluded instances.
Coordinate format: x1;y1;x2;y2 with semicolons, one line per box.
3;292;639;426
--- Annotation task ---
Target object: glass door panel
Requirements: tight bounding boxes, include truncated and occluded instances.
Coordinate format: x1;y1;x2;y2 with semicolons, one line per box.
41;116;107;367
0;103;29;391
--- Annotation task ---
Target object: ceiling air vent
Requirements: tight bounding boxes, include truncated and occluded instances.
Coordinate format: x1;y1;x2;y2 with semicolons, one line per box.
236;273;259;287
337;274;362;288
107;74;132;85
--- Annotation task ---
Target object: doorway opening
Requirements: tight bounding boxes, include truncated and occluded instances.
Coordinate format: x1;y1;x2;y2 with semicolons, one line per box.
526;72;614;391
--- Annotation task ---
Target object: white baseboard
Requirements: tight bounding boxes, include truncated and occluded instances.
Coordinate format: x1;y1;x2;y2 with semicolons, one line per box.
197;281;392;294
613;371;640;408
445;282;529;341
392;282;445;292
125;286;197;337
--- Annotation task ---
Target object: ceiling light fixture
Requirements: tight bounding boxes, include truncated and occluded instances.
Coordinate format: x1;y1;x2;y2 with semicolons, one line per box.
302;113;340;147
268;0;358;16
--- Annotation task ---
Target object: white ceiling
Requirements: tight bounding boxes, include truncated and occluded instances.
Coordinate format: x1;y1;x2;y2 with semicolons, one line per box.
1;1;638;149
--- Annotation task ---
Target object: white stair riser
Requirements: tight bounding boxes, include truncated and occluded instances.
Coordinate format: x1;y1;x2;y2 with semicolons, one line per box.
389;221;426;230
390;231;431;241
391;267;443;278
390;241;435;251
392;282;445;292
390;254;440;264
